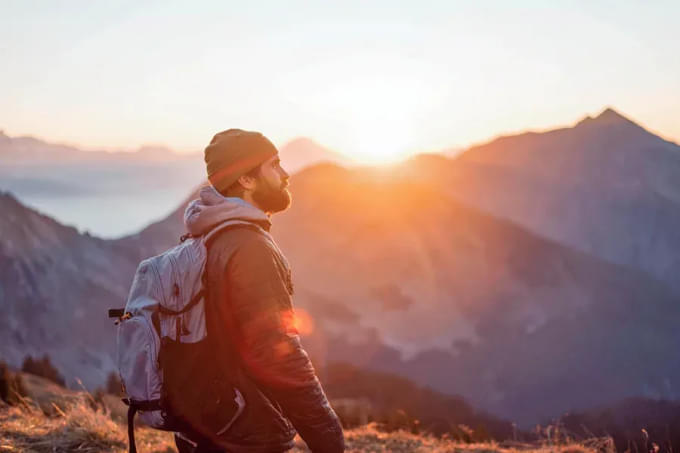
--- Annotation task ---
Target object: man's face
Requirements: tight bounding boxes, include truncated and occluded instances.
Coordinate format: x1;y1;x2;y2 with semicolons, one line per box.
251;154;291;214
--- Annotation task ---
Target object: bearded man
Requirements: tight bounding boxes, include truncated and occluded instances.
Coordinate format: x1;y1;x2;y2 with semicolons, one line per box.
175;129;345;452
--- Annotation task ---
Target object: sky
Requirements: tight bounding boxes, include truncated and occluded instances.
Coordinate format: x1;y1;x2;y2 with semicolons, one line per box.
2;0;679;163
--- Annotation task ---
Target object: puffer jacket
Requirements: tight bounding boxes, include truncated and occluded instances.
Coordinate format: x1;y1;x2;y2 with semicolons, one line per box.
182;186;345;453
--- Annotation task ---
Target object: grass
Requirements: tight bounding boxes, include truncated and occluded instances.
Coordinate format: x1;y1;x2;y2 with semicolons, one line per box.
0;395;614;453
0;397;174;453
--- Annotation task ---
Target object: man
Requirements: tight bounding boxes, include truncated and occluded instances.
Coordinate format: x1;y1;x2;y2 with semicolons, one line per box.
176;129;345;452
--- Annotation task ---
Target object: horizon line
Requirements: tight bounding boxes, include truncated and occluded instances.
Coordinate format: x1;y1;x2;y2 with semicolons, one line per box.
2;106;678;158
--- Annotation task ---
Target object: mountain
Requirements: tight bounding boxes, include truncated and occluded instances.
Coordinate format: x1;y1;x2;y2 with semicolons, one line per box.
0;130;208;237
3;108;680;426
0;130;199;163
431;108;680;293
278;137;353;173
0;192;138;388
115;162;680;425
273;164;680;425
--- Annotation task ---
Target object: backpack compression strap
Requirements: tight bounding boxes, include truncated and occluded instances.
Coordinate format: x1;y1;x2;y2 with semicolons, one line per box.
122;398;161;453
157;289;205;316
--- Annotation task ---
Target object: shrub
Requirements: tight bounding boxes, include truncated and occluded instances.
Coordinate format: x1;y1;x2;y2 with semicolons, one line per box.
94;371;123;405
21;354;66;387
0;361;28;405
105;371;123;396
0;361;11;402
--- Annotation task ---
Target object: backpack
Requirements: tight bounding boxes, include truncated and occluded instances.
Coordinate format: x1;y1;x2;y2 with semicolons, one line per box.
108;220;258;453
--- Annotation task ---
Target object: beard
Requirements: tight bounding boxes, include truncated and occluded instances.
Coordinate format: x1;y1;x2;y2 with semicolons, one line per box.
252;178;291;214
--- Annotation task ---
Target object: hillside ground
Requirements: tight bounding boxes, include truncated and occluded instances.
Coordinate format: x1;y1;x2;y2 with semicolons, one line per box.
0;394;613;453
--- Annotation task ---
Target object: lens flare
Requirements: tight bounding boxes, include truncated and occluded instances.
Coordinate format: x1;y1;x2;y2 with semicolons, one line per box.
282;308;315;337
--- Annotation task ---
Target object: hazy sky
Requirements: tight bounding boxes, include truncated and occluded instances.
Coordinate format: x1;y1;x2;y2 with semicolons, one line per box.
2;0;679;163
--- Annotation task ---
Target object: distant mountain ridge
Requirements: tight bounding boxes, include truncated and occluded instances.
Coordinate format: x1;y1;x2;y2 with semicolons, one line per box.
0;129;352;170
0;130;197;163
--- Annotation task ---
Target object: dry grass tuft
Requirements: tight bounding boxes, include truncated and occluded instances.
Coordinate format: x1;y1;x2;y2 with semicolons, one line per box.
0;396;174;452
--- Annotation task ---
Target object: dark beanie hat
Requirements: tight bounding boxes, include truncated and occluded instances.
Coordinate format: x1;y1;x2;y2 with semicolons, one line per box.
204;129;278;194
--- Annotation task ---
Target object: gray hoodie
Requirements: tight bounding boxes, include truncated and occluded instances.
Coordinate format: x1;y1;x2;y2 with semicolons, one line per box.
183;185;270;236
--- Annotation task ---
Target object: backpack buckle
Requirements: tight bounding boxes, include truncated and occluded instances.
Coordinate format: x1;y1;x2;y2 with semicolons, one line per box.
109;309;132;325
109;309;125;318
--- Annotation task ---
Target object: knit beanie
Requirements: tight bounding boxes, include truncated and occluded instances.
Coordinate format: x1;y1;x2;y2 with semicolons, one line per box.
204;129;278;194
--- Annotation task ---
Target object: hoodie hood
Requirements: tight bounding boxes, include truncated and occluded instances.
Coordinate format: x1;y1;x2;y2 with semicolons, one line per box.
183;185;271;236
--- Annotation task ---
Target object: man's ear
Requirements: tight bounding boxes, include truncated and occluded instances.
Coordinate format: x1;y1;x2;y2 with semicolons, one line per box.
237;173;257;191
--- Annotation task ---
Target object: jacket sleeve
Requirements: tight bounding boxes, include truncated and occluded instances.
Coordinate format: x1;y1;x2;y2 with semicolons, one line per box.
226;234;345;453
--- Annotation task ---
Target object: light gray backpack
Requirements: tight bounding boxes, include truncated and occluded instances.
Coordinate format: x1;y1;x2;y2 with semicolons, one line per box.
108;220;258;453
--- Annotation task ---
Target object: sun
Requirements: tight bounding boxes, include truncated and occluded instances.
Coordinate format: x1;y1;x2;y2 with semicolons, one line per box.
325;73;421;165
347;112;417;165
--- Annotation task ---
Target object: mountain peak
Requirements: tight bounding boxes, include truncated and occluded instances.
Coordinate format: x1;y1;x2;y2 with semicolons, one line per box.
278;137;351;173
281;137;320;148
595;107;632;123
0;190;18;202
577;107;638;128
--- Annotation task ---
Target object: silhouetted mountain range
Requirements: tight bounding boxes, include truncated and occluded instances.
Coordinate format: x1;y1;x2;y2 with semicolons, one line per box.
0;130;350;170
0;130;196;163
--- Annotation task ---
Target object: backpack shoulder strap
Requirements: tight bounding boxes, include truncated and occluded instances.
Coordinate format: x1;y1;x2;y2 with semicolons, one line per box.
203;220;267;248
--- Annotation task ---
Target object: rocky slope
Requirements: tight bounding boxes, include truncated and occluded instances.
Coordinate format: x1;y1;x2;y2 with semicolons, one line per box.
0;192;138;388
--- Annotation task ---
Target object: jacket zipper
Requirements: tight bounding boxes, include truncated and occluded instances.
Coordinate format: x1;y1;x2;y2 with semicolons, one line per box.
215;388;246;435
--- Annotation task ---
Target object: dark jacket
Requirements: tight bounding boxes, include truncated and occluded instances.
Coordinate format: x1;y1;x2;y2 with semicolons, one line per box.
200;223;345;452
